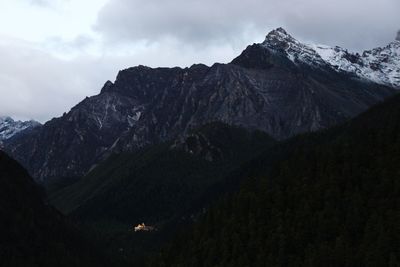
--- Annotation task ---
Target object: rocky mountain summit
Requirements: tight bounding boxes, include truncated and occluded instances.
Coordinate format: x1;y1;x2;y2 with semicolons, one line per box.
261;28;400;88
3;28;396;183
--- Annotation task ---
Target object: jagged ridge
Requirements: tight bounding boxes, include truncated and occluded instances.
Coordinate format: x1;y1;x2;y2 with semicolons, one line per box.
3;29;396;183
262;28;400;88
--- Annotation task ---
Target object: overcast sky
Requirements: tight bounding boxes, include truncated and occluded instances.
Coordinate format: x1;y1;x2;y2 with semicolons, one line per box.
0;0;399;122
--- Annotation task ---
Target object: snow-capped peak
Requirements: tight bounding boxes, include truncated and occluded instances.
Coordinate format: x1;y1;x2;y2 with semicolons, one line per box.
0;116;41;141
264;27;293;44
311;41;400;88
262;28;327;67
262;28;400;89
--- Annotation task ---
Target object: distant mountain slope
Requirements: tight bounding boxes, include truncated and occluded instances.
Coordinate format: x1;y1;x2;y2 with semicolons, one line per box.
313;41;400;89
0;116;40;142
3;29;395;183
0;151;110;267
50;123;275;223
155;93;400;267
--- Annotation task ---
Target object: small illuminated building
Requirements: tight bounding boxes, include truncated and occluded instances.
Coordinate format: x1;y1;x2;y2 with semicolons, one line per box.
134;223;155;232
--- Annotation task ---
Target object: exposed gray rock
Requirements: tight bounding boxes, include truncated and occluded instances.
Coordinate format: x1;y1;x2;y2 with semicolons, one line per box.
3;29;396;183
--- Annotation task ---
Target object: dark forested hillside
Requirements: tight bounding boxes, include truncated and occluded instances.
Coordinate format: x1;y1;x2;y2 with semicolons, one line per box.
154;94;400;267
50;123;275;222
47;123;275;263
0;151;111;267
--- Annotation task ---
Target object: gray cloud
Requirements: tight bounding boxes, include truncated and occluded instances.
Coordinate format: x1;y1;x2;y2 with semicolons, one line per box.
26;0;59;8
0;37;238;122
0;39;107;122
43;35;96;56
95;0;271;46
27;0;51;6
1;0;400;122
95;0;400;51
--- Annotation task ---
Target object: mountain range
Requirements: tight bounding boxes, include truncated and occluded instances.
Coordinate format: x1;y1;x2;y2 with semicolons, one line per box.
1;28;400;266
3;28;398;184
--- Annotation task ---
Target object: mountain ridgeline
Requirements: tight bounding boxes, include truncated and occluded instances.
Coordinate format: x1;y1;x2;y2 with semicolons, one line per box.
153;88;400;267
1;28;400;267
3;28;397;184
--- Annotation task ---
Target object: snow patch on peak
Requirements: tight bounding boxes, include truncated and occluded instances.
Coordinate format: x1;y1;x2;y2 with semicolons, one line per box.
261;28;400;88
262;28;327;67
265;27;291;40
310;44;359;70
311;41;400;88
0;117;41;141
263;27;297;47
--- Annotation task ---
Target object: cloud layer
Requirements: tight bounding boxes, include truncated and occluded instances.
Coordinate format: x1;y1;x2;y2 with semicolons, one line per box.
1;0;399;122
0;37;238;122
96;0;400;51
0;38;104;121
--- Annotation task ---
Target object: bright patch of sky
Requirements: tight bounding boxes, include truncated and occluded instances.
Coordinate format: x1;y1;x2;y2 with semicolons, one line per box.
0;0;108;58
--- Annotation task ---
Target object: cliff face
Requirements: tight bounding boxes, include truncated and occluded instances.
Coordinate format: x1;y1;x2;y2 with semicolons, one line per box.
3;29;395;183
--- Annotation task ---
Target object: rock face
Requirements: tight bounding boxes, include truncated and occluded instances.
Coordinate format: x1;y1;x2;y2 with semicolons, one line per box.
3;28;396;183
0;116;40;142
396;30;400;41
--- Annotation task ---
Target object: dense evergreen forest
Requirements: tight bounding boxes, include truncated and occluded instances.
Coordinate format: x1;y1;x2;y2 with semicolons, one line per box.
3;93;400;266
153;94;400;267
47;123;275;263
0;152;119;267
3;95;400;266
